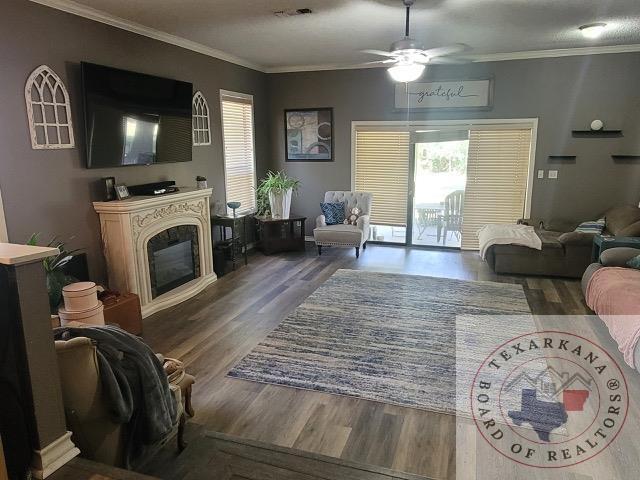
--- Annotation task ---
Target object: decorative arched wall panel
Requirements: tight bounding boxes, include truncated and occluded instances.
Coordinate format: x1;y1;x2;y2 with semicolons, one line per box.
24;65;75;149
192;90;211;146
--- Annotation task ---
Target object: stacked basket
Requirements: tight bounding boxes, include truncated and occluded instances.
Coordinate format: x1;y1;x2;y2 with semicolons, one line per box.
58;281;105;326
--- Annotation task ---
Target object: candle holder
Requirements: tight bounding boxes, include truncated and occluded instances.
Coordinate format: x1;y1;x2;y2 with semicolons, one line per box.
227;201;241;217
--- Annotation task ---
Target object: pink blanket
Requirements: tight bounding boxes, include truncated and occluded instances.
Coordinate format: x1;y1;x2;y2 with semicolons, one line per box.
585;267;640;367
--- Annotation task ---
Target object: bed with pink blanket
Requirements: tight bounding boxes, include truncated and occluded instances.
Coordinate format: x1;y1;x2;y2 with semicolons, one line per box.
584;261;640;370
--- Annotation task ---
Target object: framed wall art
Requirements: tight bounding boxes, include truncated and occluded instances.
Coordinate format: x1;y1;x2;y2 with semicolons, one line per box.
284;108;333;162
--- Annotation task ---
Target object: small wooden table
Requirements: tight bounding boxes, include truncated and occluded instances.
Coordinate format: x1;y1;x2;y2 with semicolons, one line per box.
255;215;306;255
591;235;640;262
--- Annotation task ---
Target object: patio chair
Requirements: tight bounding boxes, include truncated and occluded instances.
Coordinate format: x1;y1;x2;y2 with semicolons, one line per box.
440;190;464;245
415;207;441;240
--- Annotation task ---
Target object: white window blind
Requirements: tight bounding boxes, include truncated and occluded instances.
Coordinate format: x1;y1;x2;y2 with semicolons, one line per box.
461;128;533;250
354;130;410;226
221;92;256;213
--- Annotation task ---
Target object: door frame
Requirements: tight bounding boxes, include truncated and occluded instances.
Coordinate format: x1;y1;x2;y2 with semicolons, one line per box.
351;118;539;246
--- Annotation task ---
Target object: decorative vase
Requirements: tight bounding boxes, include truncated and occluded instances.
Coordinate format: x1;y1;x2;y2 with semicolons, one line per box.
196;176;208;189
268;188;292;219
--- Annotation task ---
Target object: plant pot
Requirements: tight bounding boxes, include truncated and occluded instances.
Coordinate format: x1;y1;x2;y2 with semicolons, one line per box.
268;188;292;219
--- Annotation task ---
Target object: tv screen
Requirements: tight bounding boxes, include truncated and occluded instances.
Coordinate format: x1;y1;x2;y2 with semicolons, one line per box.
81;62;193;168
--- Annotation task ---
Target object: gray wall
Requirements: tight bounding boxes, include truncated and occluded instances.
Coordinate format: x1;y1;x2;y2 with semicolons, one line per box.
0;0;269;281
267;54;640;234
2;0;640;281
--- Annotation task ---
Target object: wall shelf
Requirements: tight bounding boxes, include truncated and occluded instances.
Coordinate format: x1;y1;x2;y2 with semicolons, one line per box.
571;130;623;138
612;155;640;161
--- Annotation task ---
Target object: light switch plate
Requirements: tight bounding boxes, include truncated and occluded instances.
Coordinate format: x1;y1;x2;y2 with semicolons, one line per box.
537;170;545;179
548;170;558;179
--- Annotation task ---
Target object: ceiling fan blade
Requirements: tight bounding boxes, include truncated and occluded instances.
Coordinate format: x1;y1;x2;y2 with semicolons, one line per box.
421;43;472;58
355;59;397;66
428;56;472;65
360;49;398;58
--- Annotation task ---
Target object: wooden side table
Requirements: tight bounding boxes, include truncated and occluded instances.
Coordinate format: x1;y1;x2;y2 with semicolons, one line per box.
255;216;306;255
591;235;640;262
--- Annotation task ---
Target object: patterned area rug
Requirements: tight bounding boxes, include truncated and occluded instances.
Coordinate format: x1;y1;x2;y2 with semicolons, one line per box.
228;269;532;413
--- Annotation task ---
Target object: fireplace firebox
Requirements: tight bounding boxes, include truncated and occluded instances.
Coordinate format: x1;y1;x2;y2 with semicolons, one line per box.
147;225;200;298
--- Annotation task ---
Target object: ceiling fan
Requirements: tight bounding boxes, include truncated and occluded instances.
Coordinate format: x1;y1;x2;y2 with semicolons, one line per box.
362;0;471;82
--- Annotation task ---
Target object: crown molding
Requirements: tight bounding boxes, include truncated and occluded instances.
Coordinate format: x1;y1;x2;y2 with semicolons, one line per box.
467;43;640;63
266;63;384;74
265;43;640;73
29;0;265;72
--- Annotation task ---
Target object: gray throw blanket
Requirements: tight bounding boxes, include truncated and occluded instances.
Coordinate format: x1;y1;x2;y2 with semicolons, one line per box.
54;325;177;467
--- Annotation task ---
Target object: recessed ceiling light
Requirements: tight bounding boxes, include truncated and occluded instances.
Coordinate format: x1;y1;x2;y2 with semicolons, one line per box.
579;23;607;39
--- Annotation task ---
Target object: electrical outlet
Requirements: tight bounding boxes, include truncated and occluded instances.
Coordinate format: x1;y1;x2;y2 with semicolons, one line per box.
537;170;545;179
548;170;558;179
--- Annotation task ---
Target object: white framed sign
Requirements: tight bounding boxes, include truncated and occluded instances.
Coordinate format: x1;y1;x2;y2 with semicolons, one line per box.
395;79;493;109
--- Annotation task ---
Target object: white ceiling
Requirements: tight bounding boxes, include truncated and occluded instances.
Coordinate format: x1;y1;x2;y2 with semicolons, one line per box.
36;0;640;72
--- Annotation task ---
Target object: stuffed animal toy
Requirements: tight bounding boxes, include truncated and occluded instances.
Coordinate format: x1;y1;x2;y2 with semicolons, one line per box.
343;207;361;226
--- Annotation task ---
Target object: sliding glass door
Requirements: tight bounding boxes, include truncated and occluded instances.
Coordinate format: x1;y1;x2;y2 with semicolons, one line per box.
353;121;535;250
409;130;469;248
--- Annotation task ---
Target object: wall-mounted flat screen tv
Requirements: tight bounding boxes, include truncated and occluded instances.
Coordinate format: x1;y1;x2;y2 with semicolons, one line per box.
81;62;193;168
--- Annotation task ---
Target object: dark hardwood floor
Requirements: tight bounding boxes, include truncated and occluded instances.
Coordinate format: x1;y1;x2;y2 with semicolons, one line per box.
139;243;594;479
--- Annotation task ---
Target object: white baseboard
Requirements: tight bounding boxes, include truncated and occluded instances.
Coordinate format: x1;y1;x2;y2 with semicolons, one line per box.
31;431;80;479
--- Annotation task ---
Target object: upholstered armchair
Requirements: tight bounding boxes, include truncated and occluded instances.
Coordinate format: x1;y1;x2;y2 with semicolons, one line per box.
313;191;372;258
55;335;195;467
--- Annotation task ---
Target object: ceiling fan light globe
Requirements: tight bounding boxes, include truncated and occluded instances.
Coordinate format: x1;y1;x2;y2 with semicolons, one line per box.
387;63;425;82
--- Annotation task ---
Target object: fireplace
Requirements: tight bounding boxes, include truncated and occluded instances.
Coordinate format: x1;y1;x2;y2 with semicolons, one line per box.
147;225;200;298
93;187;216;317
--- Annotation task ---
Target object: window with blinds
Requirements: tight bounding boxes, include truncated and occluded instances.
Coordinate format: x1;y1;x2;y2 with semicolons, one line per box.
461;128;533;250
221;91;256;213
354;130;410;226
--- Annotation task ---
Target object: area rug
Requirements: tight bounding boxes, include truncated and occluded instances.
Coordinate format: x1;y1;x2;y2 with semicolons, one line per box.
227;269;532;413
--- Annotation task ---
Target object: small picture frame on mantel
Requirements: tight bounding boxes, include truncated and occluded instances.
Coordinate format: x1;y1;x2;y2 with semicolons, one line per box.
284;107;333;162
103;176;116;201
114;184;130;200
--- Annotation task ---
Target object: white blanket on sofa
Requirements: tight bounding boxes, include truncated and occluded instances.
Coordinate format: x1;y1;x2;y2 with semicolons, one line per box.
478;224;542;260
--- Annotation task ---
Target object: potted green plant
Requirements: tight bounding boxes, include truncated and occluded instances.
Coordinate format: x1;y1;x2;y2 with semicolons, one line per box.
27;233;80;313
256;170;301;219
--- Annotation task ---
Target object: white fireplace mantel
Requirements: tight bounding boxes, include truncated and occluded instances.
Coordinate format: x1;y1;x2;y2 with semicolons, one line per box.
93;188;216;318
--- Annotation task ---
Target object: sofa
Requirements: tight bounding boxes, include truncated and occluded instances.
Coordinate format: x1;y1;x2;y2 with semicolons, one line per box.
314;191;372;258
55;334;195;467
485;205;640;278
582;247;640;373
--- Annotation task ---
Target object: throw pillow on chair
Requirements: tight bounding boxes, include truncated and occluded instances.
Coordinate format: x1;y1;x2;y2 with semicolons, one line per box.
320;202;345;225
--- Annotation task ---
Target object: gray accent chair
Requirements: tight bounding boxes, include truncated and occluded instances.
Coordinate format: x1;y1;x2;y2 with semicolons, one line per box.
314;191;372;258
